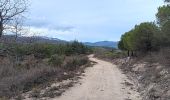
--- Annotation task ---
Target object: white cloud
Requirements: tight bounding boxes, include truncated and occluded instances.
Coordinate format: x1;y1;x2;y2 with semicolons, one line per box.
26;0;164;42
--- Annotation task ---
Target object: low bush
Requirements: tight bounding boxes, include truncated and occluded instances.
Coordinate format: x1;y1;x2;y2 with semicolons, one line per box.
48;54;65;67
94;47;126;60
0;62;60;98
64;56;88;71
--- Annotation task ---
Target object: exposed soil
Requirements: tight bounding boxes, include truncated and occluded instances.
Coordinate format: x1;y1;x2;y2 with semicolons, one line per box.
50;55;141;100
115;55;170;100
18;55;142;100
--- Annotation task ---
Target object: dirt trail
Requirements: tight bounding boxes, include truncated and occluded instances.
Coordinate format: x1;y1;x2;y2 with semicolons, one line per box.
51;55;141;100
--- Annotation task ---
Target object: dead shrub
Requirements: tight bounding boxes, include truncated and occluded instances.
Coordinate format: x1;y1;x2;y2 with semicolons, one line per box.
63;55;88;71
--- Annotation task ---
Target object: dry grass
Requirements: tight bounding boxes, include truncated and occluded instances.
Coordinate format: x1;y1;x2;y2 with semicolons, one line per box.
117;47;170;100
0;54;90;99
0;42;91;99
94;47;126;61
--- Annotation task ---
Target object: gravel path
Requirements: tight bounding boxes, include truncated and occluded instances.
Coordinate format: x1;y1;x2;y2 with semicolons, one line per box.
51;55;141;100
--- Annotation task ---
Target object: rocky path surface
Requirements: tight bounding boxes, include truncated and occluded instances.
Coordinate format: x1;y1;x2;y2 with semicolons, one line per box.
51;55;141;100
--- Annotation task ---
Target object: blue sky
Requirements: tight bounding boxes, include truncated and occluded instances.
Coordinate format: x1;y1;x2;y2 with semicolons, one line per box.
26;0;164;42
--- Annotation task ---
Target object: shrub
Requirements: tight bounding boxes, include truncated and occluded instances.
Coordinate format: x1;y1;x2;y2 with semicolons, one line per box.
48;55;65;67
65;41;90;55
64;56;88;71
30;88;41;98
94;47;126;60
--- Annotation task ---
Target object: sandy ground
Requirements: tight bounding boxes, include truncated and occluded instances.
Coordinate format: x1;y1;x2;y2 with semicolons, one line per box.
51;55;141;100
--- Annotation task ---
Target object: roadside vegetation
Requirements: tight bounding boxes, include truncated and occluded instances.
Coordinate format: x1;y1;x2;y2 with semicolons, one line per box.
0;0;93;99
93;1;170;100
93;47;126;60
116;1;170;99
118;2;170;56
1;0;170;100
0;41;92;99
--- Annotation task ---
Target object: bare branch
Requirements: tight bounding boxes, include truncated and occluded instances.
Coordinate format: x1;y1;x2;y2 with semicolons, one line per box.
0;0;28;38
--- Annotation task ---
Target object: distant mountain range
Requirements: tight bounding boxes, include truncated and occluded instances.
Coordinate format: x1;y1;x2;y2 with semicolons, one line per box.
2;35;66;44
2;35;118;48
84;41;118;48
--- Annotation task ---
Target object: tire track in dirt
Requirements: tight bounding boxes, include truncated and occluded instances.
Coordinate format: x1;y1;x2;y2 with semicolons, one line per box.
51;55;141;100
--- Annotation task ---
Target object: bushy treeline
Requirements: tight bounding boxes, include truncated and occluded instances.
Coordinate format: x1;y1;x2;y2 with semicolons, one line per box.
118;3;170;56
2;40;91;58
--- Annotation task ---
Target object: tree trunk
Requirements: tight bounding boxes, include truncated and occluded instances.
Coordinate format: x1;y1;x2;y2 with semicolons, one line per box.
128;50;130;56
131;51;134;57
15;27;18;42
0;12;3;38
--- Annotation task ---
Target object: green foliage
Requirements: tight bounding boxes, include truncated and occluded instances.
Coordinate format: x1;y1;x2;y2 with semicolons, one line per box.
117;2;170;57
64;41;90;55
156;5;170;47
6;41;90;58
14;44;32;56
134;22;160;51
0;43;4;49
119;22;160;53
118;40;125;50
119;30;136;51
48;54;65;66
32;43;53;58
161;20;170;46
156;5;170;26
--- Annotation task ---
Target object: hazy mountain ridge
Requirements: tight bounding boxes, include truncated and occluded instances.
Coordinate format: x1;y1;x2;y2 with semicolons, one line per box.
84;41;118;48
1;35;66;44
2;35;118;48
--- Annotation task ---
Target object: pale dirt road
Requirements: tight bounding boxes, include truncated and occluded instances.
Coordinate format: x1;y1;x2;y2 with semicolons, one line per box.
51;55;141;100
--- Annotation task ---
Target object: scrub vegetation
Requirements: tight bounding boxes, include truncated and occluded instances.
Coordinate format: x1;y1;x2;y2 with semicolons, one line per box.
0;41;92;99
